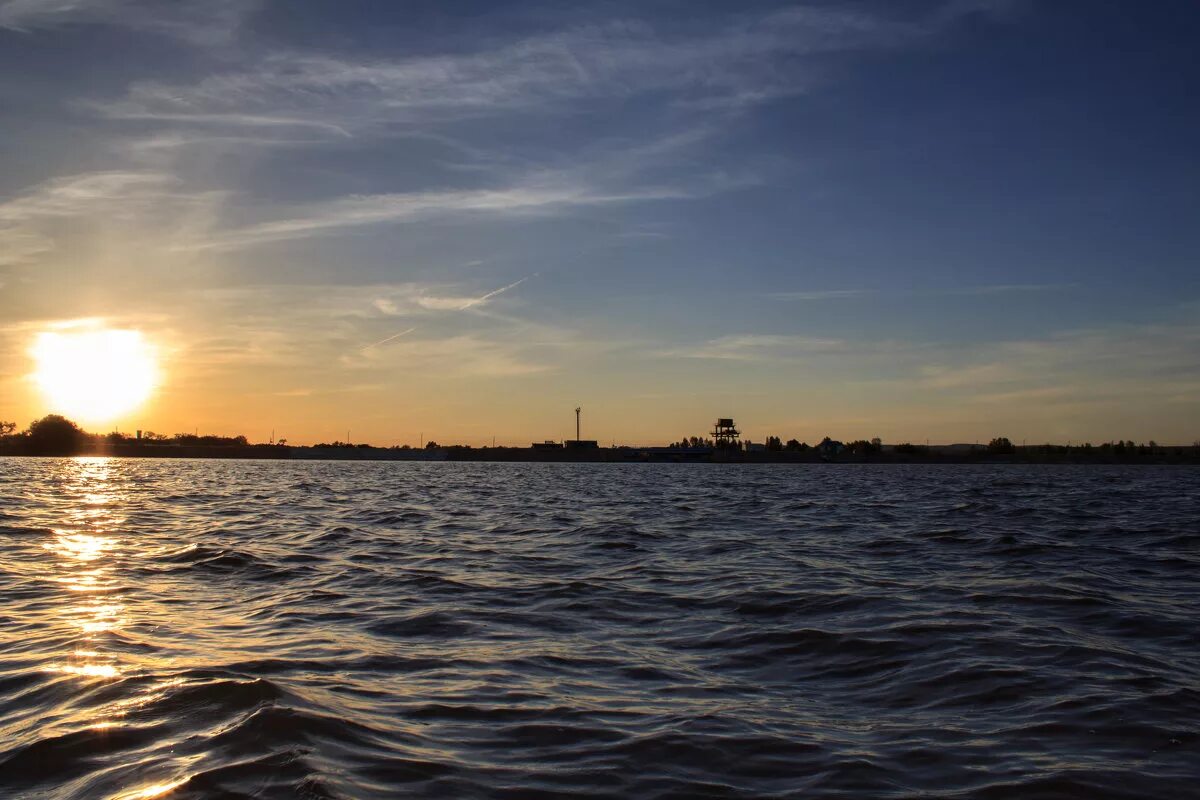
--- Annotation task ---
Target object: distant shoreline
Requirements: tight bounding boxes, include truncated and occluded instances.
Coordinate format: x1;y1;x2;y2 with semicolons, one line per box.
2;442;1197;465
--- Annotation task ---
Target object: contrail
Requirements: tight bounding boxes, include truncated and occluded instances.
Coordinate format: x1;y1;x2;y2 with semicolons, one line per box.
360;327;416;352
359;274;534;352
458;273;536;311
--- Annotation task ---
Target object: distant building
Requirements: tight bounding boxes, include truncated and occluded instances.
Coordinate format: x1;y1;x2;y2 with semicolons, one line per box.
744;441;767;453
564;440;599;449
531;440;563;450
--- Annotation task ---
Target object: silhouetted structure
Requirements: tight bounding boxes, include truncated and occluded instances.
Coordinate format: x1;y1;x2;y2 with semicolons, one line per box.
712;418;740;448
563;406;598;448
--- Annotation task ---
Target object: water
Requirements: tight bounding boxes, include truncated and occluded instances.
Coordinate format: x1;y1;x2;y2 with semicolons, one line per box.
0;458;1197;799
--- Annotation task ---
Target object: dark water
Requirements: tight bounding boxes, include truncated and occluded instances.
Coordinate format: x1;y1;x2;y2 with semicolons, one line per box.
1;459;1197;799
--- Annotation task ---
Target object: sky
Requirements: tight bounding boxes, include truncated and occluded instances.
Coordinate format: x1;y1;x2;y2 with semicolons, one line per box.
0;0;1197;446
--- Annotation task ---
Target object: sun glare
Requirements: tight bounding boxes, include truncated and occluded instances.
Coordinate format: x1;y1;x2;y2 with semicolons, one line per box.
32;327;159;425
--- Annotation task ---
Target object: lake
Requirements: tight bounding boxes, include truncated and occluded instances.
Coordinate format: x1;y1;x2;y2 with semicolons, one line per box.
1;458;1197;798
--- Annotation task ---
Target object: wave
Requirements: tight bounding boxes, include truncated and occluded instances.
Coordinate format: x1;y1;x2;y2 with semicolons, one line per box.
1;460;1197;798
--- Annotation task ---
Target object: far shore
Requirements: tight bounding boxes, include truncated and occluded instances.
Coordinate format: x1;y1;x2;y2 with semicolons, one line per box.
2;442;1197;465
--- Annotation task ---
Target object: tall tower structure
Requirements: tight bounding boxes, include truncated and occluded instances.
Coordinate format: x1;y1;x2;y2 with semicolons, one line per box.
575;407;581;441
712;418;740;448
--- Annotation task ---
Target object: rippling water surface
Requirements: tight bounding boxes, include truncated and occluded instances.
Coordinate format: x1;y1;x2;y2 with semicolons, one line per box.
1;458;1198;799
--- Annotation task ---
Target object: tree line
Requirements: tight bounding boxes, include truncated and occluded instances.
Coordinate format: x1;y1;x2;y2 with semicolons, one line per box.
3;415;1196;458
0;415;260;456
667;435;883;453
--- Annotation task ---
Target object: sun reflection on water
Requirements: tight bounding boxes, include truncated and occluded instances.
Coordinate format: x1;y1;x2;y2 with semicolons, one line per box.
44;532;113;561
114;777;190;799
43;458;128;682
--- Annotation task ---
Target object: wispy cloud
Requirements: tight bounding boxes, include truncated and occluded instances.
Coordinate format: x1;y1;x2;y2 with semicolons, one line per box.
351;334;552;378
767;289;871;301
766;284;1074;301
189;183;688;251
660;334;849;362
0;0;255;44
0;170;218;266
88;2;1010;146
94;9;922;134
895;320;1200;418
24;2;1015;263
937;283;1077;296
361;276;537;354
418;275;536;312
0;171;177;223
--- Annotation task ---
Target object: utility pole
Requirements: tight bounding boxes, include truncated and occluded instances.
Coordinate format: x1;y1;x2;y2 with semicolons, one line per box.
575;406;581;441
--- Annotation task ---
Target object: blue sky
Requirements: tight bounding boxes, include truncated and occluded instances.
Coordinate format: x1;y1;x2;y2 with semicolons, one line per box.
0;0;1197;444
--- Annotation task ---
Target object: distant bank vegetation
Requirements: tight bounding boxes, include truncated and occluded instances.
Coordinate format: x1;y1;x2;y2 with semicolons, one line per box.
0;415;263;456
0;415;1196;461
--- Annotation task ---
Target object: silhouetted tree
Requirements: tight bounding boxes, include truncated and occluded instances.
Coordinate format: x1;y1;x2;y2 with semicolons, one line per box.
27;415;85;455
0;421;15;437
766;436;783;451
425;440;439;449
785;439;808;452
173;432;250;447
988;437;1015;454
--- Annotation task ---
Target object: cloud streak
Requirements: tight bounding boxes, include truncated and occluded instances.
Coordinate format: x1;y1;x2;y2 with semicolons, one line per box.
446;274;535;312
360;327;416;353
358;275;536;353
95;9;925;135
766;284;1075;301
0;0;255;44
660;334;849;362
190;183;688;251
0;170;218;267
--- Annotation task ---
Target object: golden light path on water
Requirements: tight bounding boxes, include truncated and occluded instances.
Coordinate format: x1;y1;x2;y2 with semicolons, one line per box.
40;458;194;799
44;460;126;680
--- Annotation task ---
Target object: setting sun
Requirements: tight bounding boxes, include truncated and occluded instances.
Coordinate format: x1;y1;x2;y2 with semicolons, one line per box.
31;328;159;425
